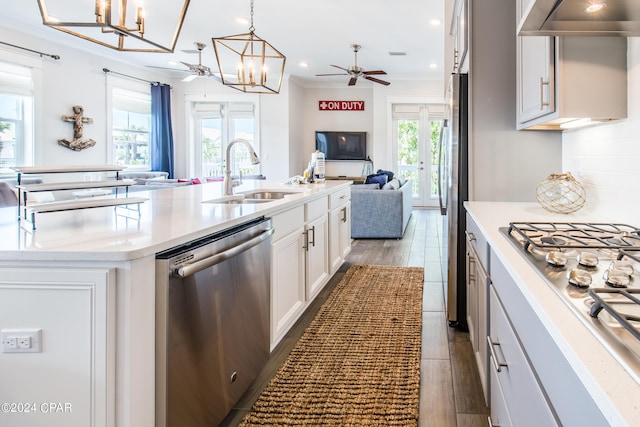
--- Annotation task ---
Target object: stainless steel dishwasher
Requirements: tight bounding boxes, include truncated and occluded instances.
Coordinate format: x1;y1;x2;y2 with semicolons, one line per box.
155;217;273;427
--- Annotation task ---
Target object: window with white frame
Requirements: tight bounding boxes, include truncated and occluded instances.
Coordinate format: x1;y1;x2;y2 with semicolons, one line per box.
112;87;151;169
0;61;34;176
193;102;258;178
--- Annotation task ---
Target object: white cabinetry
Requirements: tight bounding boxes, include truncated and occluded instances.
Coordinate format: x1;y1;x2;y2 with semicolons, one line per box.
270;206;306;347
516;0;627;130
0;267;115;427
488;284;558;427
304;196;330;301
465;213;489;404
450;0;468;73
329;187;351;274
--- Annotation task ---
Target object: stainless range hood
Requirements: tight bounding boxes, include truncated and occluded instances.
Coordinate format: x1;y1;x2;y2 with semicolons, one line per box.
519;0;640;36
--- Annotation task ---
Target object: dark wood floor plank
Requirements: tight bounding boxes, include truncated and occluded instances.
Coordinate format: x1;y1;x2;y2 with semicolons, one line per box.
450;339;490;415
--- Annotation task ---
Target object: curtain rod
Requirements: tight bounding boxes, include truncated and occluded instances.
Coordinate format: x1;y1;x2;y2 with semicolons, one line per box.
0;41;60;60
102;68;167;87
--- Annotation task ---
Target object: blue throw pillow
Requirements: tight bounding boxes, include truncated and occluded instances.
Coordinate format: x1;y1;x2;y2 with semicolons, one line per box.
365;173;388;187
376;169;395;182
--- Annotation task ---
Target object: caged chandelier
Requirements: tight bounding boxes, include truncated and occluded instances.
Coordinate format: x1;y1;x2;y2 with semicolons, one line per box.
212;0;286;94
36;0;190;53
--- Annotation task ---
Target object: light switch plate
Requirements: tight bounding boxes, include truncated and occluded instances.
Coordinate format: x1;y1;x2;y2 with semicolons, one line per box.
1;329;42;353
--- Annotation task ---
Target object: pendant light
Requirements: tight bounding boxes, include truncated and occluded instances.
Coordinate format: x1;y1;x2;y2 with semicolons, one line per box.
212;0;286;94
36;0;190;53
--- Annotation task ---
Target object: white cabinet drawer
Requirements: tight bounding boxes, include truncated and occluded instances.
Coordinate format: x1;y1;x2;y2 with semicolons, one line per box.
329;187;350;209
305;196;328;222
489;285;557;427
466;212;489;270
271;205;304;241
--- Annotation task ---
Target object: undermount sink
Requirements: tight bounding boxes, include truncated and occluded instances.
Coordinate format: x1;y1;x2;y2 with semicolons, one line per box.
240;190;301;200
217;198;272;205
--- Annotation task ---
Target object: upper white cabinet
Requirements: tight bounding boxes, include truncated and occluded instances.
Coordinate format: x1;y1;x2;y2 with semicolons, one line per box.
450;0;469;73
516;0;627;130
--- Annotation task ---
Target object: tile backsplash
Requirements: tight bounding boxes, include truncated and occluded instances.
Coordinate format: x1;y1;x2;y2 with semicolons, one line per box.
562;38;640;224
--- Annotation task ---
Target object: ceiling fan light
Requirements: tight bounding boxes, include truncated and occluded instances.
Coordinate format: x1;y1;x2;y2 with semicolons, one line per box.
36;0;190;53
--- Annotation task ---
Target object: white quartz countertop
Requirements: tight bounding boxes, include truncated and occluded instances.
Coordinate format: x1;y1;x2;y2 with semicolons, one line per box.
0;180;351;262
465;201;640;426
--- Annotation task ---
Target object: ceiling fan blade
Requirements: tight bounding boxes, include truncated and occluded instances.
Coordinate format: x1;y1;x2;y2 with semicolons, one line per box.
146;65;189;72
182;74;198;83
316;73;349;76
348;76;358;86
363;70;387;75
365;76;390;86
330;64;350;72
180;61;198;71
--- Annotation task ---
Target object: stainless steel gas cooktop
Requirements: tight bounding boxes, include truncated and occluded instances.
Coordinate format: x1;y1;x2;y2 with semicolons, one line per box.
501;222;640;383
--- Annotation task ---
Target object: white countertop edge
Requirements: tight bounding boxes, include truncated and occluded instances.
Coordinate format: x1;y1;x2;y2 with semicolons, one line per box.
465;201;637;426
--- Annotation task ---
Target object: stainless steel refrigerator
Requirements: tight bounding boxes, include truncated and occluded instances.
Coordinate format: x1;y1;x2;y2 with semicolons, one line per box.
438;73;469;329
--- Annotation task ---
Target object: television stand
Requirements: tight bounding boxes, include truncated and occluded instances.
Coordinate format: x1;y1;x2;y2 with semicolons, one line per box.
325;175;365;184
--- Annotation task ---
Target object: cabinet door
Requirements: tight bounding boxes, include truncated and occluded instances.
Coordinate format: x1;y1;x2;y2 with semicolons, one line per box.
489;286;558;427
489;362;513;427
271;229;306;346
329;207;343;274
466;238;478;353
451;0;468;73
476;257;489;405
305;214;329;300
517;35;555;124
339;203;351;260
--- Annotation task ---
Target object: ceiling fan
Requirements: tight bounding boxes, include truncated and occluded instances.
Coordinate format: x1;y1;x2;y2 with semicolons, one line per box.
316;44;390;86
148;42;215;82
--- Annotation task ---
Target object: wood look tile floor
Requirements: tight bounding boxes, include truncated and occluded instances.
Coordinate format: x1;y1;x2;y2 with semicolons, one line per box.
222;209;490;426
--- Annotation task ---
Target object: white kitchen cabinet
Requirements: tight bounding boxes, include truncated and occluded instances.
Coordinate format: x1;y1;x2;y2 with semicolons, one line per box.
450;0;468;73
516;0;627;130
329;187;351;274
465;213;489;404
305;211;329;301
488;284;558;427
0;267;115;427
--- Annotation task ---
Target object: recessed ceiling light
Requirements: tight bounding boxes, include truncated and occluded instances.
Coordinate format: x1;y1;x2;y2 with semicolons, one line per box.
237;17;249;25
430;19;441;26
585;2;605;13
389;52;406;56
167;61;178;66
429;63;437;69
299;62;309;68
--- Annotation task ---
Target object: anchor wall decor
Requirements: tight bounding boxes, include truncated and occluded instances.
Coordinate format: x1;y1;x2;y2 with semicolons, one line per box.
58;105;96;151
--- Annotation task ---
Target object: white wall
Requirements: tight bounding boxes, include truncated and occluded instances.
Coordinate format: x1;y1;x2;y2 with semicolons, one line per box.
562;37;640;224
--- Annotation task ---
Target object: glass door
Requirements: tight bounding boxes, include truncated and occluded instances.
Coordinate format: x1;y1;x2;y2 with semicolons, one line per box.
394;104;442;207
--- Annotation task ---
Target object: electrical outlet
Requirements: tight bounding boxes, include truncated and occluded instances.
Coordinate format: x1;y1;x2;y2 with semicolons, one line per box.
1;329;42;353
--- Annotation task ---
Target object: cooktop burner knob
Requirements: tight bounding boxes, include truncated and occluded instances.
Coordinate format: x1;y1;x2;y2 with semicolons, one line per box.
567;269;592;288
577;252;599;268
603;269;630;288
545;251;568;268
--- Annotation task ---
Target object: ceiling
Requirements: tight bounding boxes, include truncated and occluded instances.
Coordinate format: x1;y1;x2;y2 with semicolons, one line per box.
0;0;445;87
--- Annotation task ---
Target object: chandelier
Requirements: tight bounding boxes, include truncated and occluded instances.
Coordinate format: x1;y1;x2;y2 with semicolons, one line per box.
36;0;190;53
212;0;286;94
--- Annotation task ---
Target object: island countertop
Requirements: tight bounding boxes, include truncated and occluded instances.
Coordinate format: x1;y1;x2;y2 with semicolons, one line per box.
465;201;640;426
0;180;352;262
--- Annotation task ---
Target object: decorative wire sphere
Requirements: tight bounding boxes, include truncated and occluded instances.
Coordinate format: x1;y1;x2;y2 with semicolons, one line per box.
536;172;586;214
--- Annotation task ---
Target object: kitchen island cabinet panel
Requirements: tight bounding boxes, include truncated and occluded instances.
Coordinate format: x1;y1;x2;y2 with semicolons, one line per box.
0;267;115;427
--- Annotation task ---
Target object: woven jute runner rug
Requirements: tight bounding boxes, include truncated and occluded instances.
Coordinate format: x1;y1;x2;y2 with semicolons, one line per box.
239;264;424;426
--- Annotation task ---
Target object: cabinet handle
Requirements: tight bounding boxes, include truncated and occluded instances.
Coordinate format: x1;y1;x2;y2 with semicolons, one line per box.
539;77;550;110
341;207;347;223
309;225;316;248
465;230;476;242
468;257;476;285
487;335;508;372
487;416;500;427
303;230;309;251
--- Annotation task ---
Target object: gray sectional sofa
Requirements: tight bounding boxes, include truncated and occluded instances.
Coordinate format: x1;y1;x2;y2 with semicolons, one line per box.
350;179;412;239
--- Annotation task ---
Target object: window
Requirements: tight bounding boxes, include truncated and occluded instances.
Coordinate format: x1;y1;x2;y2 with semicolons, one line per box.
193;102;258;178
112;88;151;169
0;61;34;176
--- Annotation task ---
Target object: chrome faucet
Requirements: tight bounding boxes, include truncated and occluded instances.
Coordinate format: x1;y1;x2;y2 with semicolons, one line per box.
224;138;261;195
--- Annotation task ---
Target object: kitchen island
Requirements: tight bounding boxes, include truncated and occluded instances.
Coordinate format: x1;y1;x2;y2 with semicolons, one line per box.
0;179;352;427
465;201;640;427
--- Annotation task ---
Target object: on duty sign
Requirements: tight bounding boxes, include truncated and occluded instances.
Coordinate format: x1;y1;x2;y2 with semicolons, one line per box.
319;100;365;111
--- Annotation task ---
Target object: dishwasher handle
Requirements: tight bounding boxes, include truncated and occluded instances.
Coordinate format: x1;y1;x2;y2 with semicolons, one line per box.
174;227;274;278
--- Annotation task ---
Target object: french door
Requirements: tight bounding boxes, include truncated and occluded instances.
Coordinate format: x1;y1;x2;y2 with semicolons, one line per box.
393;104;442;207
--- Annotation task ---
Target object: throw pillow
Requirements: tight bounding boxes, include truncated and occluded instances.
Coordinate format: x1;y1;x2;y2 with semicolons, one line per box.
382;178;400;190
365;173;388;187
376;169;395;182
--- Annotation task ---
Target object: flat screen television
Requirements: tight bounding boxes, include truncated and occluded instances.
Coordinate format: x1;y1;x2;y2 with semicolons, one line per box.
315;131;367;160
